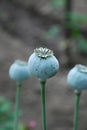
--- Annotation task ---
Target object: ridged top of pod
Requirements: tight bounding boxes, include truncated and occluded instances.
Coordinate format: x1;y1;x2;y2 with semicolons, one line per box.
28;47;59;81
34;47;53;59
67;64;87;92
76;64;87;73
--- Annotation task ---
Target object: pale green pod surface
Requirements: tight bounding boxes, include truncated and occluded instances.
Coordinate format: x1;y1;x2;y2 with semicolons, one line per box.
28;47;59;81
9;60;30;82
67;64;87;91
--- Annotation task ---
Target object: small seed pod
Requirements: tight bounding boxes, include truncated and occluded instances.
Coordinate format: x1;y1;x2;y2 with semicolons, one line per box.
67;64;87;91
28;47;59;81
9;60;30;82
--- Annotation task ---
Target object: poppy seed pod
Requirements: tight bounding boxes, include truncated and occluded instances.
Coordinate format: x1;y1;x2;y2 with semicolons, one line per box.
9;60;30;82
28;47;59;81
67;64;87;91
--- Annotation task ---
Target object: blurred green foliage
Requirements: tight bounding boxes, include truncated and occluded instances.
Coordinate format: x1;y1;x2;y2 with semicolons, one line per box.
0;96;24;130
71;13;87;24
43;26;60;39
44;0;87;54
77;37;87;54
50;0;66;8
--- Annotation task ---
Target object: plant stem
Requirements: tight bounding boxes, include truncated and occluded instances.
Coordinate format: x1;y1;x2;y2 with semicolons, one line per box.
40;80;47;130
14;82;22;130
73;91;81;130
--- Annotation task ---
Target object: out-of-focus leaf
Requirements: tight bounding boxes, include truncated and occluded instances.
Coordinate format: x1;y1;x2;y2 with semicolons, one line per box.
77;37;87;53
71;13;87;24
3;122;13;130
0;101;11;114
50;0;66;8
0;96;24;130
65;12;87;24
44;26;60;39
71;27;80;38
18;123;25;130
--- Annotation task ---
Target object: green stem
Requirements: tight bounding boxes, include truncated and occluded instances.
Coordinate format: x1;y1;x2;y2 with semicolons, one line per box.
40;80;47;130
14;82;22;130
73;91;81;130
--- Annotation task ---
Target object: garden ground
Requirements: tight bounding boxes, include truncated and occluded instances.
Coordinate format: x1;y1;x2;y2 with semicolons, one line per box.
0;1;87;129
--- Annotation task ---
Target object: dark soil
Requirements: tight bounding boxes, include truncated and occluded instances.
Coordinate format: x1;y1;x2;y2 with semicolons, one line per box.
0;1;87;130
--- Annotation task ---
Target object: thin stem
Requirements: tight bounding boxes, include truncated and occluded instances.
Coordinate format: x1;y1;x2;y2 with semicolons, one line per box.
40;80;47;130
73;91;81;130
14;82;22;130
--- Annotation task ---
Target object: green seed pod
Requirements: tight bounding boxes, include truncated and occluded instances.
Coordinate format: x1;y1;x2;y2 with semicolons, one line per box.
28;47;59;81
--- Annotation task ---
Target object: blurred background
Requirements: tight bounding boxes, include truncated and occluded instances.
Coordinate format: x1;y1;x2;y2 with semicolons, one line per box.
0;0;87;130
